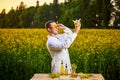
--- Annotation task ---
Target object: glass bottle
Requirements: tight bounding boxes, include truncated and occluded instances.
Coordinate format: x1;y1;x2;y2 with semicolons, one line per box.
60;60;64;75
65;64;68;76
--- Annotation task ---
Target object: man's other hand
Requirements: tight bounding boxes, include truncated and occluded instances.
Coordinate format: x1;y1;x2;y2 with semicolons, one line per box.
57;24;65;30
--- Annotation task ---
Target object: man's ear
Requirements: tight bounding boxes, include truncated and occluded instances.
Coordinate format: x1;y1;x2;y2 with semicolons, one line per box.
47;28;51;32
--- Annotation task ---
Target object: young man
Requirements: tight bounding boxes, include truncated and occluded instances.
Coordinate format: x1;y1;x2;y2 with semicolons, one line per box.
45;20;81;74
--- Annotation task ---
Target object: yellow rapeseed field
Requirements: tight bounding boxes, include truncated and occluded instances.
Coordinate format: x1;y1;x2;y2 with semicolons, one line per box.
0;29;120;80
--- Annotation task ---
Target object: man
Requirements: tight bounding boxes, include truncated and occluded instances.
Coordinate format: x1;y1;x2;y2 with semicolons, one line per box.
45;20;81;74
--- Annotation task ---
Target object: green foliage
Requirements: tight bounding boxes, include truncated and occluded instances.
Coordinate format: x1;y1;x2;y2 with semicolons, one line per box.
0;29;120;80
7;8;17;28
19;7;36;28
0;9;7;28
33;4;53;28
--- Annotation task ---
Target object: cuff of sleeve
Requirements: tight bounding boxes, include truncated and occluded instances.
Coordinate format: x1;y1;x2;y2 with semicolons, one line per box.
63;26;68;32
64;26;73;34
73;33;77;38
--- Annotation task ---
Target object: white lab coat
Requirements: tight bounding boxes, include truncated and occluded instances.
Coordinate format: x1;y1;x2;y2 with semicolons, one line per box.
46;27;77;74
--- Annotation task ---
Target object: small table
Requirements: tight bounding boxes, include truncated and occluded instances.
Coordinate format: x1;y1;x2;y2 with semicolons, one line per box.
30;73;105;80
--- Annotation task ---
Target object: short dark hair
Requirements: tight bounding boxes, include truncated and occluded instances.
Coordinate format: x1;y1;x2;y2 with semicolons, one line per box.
45;20;54;29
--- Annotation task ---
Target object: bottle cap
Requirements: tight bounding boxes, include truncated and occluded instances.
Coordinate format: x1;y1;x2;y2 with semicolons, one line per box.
61;60;63;64
65;64;67;68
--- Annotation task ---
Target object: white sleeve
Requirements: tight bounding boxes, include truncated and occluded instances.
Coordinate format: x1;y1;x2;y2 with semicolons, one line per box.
48;33;77;50
64;27;73;35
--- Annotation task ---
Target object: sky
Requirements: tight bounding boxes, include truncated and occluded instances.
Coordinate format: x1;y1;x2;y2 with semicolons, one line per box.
0;0;65;13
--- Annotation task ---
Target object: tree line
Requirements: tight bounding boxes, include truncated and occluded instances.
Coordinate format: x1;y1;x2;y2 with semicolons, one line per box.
0;0;120;28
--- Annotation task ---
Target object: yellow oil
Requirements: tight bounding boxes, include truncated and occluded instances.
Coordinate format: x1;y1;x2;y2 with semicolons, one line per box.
75;22;80;27
65;69;68;75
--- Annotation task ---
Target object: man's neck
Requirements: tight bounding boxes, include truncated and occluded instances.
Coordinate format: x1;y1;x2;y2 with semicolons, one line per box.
50;33;57;37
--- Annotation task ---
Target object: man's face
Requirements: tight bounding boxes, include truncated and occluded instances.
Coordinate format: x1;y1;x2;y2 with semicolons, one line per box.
49;22;58;35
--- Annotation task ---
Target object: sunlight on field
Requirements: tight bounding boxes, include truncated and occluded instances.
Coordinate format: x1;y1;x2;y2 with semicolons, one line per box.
0;29;120;49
